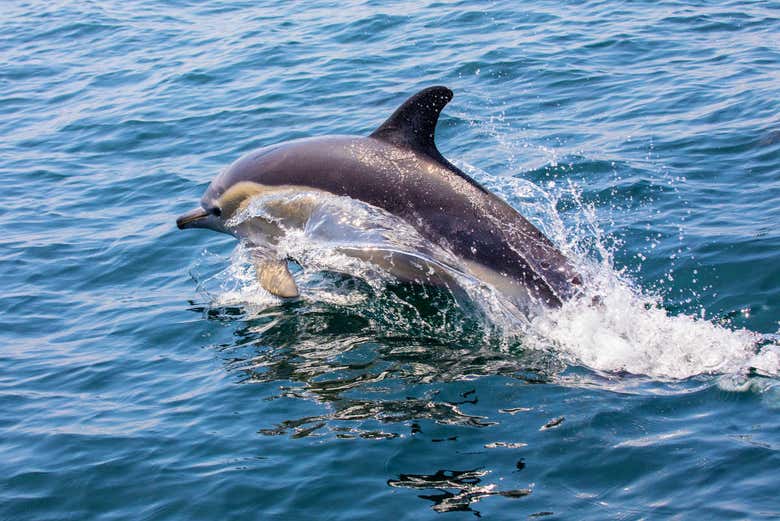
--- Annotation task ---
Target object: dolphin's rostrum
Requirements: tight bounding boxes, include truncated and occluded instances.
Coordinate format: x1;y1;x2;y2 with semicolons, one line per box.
177;86;581;307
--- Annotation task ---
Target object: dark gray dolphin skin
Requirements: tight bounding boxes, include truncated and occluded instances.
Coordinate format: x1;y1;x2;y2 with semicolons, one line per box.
177;86;581;306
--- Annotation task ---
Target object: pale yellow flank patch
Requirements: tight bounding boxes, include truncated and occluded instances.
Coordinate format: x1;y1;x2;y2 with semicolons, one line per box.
217;181;328;221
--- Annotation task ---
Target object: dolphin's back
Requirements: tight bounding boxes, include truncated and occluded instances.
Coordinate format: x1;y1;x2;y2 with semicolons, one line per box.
209;86;580;306
217;135;580;306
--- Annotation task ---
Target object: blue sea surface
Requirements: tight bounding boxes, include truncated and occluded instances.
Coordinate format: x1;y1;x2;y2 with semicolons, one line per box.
2;1;780;519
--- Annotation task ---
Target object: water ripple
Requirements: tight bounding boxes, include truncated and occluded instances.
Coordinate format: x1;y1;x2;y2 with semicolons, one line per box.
2;1;780;519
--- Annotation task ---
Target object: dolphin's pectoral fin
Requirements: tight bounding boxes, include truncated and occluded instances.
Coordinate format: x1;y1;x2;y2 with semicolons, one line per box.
255;259;299;298
370;86;453;160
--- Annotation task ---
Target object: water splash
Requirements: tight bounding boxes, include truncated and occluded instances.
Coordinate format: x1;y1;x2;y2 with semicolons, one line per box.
192;163;780;381
466;161;780;380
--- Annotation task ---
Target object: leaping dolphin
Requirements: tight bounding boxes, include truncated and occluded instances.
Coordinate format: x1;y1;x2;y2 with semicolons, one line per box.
177;86;581;307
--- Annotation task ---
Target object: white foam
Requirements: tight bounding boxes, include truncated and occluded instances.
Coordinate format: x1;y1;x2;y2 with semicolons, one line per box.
462;162;779;379
526;277;766;379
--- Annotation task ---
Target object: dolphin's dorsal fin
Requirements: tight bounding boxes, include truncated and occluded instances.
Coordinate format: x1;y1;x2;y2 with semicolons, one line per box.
370;86;453;160
370;86;491;195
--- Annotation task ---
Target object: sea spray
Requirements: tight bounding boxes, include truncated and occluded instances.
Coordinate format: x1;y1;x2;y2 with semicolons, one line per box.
193;163;779;380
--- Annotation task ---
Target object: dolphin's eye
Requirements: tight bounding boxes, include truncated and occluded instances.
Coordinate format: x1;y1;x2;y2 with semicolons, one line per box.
211;207;222;217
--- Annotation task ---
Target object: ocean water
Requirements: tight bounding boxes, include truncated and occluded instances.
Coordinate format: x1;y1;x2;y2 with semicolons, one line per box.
2;1;780;519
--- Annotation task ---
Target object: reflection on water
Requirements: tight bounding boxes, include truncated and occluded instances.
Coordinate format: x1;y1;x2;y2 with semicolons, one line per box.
197;279;562;439
193;278;556;512
388;468;532;515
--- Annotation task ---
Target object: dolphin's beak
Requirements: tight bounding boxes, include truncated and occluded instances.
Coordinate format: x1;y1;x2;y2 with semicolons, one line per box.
176;207;209;229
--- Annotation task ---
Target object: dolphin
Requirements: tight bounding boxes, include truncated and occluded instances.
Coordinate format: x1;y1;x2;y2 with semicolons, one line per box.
177;86;581;307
